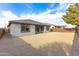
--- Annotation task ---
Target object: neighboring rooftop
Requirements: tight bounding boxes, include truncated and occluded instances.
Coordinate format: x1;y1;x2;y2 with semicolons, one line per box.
52;23;76;28
65;24;76;29
8;19;51;26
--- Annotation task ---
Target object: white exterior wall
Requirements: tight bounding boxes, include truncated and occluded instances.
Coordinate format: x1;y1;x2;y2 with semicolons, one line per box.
10;24;21;36
44;26;50;33
10;23;50;36
10;24;35;36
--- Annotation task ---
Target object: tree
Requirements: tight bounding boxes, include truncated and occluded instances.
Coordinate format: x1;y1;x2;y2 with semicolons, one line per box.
63;3;79;27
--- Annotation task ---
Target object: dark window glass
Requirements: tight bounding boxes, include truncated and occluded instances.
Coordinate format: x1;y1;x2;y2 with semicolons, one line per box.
21;24;30;32
41;26;44;31
25;25;30;32
46;26;49;31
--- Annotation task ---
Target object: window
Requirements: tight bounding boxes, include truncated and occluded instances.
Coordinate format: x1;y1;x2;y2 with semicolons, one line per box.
41;26;44;31
21;24;30;32
46;26;50;31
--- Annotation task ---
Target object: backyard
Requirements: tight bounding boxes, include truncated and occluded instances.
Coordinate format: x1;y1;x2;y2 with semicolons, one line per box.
19;32;75;48
0;32;78;56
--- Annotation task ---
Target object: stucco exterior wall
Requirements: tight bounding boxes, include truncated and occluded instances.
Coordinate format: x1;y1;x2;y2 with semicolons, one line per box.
44;26;50;33
10;24;50;36
10;24;21;36
10;24;35;36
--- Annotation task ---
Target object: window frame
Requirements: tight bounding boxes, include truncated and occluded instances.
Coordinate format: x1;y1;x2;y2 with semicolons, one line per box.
21;24;30;33
41;26;44;31
46;26;50;31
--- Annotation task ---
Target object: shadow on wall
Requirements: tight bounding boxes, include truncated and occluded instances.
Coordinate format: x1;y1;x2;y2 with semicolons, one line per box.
70;31;79;56
37;42;71;56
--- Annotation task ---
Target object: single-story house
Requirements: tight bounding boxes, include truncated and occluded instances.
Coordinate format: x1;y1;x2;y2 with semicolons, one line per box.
50;24;76;32
50;24;66;32
8;19;51;36
64;24;76;31
53;24;66;29
64;24;76;29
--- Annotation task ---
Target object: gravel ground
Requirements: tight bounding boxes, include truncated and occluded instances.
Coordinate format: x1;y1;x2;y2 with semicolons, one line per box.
0;32;77;56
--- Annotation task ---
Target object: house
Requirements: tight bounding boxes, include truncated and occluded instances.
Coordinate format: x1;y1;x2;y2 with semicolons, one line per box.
50;24;66;32
50;24;76;32
64;24;76;31
8;19;51;36
53;24;66;29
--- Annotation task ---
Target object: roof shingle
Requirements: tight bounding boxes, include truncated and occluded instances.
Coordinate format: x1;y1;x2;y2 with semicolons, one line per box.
8;19;51;26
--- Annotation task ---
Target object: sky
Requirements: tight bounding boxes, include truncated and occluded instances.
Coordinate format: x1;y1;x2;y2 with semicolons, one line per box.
0;3;71;28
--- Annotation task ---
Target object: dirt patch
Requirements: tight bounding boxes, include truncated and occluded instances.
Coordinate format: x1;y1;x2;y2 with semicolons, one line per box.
20;32;75;48
0;32;75;56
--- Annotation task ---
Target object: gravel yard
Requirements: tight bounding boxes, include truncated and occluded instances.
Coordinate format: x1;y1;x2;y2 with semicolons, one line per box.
0;32;77;56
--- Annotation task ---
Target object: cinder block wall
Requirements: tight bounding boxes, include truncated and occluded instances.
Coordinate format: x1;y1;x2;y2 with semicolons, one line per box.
53;28;75;32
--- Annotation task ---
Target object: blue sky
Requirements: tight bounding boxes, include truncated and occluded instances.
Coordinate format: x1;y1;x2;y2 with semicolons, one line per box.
0;3;70;28
0;3;66;15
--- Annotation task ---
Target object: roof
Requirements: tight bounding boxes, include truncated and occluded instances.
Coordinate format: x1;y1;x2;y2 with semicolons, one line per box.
52;24;66;27
8;19;51;26
65;24;76;28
